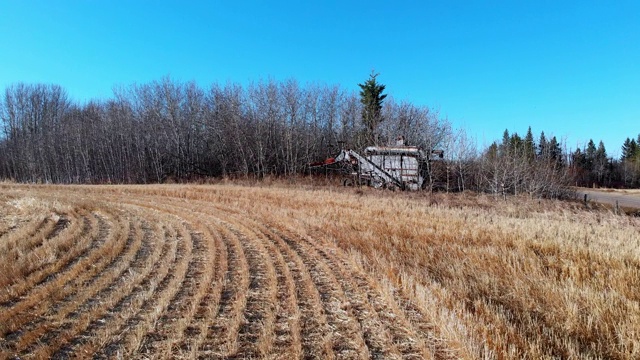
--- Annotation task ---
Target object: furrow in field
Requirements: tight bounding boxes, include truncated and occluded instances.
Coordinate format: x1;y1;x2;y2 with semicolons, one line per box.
143;197;298;359
149;196;304;359
21;213;145;359
0;185;486;359
270;229;373;360
290;230;428;359
46;213;72;240
249;226;342;359
62;212;169;358
208;192;440;359
0;215;58;291
240;223;302;360
184;200;327;359
261;199;463;360
220;223;278;359
109;186;461;359
93;219;181;359
108;197;219;359
5;212;123;350
0;211;106;351
133;217;194;358
275;219;443;360
7;215;57;254
196;222;249;359
0;211;83;307
279;210;460;359
318;242;435;359
284;235;370;358
0;214;51;255
159;224;212;359
0;214;43;246
172;219;227;360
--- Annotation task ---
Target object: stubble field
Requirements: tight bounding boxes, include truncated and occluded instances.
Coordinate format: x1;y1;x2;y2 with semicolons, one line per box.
0;182;639;359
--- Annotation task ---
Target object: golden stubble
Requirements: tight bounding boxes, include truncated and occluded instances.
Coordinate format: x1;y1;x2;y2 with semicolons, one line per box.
0;182;638;359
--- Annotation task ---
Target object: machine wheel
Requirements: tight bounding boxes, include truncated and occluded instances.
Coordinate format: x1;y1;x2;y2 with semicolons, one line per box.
343;178;355;187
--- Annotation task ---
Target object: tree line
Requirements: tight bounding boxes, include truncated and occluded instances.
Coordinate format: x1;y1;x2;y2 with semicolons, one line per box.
466;129;640;195
0;77;448;184
570;135;640;188
1;76;636;196
443;127;573;198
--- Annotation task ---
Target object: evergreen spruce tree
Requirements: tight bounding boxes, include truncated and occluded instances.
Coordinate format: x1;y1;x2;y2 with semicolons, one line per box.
509;133;523;153
499;129;510;156
572;148;586;168
622;138;636;160
524;126;535;160
596;141;607;161
594;140;609;185
501;129;510;147
585;139;597;165
358;72;387;145
538;131;548;158
548;136;563;166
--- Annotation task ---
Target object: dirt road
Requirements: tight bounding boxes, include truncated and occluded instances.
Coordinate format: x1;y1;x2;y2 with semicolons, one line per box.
575;188;640;209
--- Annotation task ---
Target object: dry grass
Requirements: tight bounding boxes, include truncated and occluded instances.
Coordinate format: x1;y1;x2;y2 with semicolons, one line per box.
0;182;639;359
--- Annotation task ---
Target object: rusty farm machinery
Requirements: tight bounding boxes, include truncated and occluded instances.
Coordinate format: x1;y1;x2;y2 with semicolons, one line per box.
310;143;444;191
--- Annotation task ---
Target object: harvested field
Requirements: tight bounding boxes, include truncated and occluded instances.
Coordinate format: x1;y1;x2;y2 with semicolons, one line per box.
0;183;639;359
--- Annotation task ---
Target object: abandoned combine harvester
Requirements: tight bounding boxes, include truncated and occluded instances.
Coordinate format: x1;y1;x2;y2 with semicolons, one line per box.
312;145;443;191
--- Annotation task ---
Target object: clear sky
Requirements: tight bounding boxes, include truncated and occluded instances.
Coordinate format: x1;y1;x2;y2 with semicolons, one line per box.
1;1;638;157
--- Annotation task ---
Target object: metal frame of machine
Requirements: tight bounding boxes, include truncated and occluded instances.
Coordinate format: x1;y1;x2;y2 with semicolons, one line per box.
311;144;443;191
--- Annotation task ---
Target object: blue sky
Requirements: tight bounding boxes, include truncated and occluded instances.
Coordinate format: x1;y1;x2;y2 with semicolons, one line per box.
1;1;638;157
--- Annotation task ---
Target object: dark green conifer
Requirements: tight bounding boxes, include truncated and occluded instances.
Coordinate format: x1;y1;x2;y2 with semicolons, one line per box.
358;72;387;144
